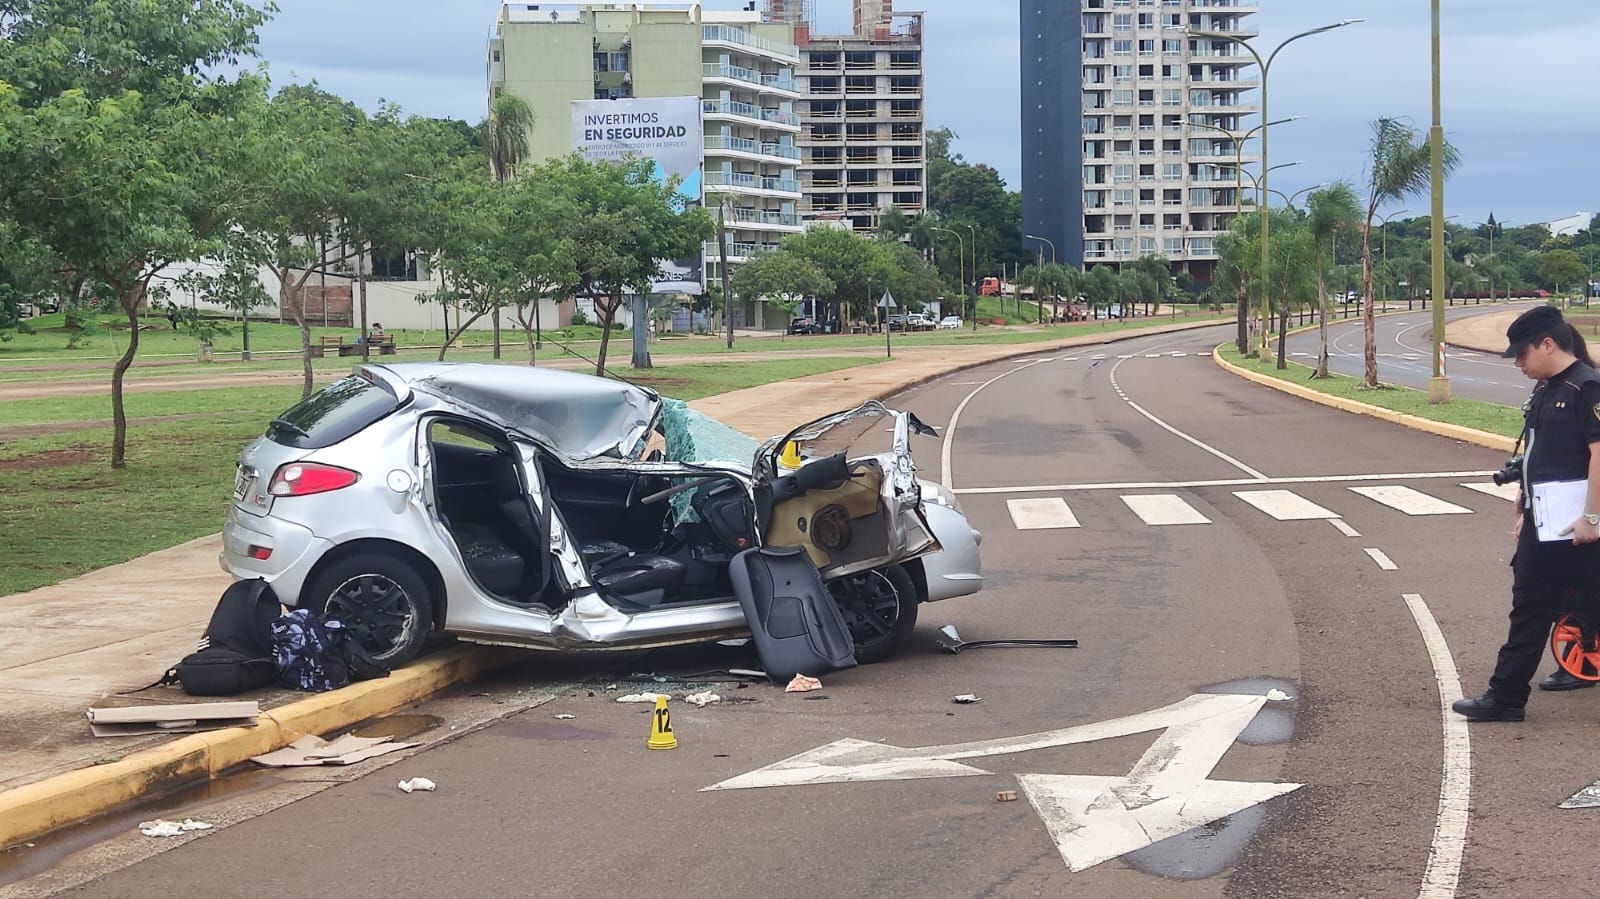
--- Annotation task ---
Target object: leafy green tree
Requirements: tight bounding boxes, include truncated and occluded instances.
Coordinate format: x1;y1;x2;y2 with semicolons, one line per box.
1540;249;1587;298
1131;255;1174;316
1268;226;1317;369
878;240;945;313
1306;183;1361;377
1083;265;1119;318
779;226;895;326
535;154;713;374
0;0;274;467
1359;118;1460;387
730;249;834;328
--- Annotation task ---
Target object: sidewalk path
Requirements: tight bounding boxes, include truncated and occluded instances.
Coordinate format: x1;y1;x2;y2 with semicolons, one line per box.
0;318;1222;843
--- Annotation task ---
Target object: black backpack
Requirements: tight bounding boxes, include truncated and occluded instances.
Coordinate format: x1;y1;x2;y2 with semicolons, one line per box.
163;579;281;696
270;609;389;692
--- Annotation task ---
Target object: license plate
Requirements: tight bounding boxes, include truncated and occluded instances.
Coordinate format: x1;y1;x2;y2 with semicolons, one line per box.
233;466;253;501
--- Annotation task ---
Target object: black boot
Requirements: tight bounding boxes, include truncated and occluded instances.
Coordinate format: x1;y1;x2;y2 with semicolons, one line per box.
1451;694;1525;722
1537;669;1596;691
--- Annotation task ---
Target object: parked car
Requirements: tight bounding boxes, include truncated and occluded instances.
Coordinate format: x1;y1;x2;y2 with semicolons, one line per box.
221;364;984;667
788;316;822;335
936;316;962;330
886;314;908;331
904;312;935;331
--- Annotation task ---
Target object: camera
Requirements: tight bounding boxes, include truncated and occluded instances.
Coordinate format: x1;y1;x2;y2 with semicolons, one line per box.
1492;455;1524;487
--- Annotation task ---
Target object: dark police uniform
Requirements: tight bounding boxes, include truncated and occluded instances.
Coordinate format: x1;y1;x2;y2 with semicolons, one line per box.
1488;360;1600;706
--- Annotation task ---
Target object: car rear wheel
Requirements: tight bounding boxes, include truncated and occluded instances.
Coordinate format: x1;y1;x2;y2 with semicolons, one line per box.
305;552;435;665
828;564;918;664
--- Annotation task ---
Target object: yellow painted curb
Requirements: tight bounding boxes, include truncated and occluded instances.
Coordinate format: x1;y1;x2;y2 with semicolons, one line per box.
0;645;519;849
1210;346;1517;453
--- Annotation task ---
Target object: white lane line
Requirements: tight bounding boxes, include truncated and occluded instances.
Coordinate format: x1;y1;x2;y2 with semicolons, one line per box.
940;360;1046;491
1091;354;1107;360
1145;353;1163;358
1365;548;1399;570
1460;482;1519;501
1108;358;1271;481
1063;357;1081;361
1233;490;1339;520
1121;494;1212;525
954;470;1498;496
1118;354;1135;359
1349;486;1473;516
1171;352;1187;357
1401;592;1470;899
1330;519;1362;537
1007;498;1081;530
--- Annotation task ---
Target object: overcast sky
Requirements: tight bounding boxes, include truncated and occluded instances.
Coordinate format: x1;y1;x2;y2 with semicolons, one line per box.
256;0;1597;230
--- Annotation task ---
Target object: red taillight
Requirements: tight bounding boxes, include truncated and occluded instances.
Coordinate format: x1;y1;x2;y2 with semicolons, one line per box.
267;462;360;497
247;545;273;560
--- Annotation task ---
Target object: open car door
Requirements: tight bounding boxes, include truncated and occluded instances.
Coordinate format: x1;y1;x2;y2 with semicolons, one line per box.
753;402;940;579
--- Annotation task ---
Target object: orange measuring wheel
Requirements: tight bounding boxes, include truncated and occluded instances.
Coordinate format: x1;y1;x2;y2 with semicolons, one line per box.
1550;614;1600;682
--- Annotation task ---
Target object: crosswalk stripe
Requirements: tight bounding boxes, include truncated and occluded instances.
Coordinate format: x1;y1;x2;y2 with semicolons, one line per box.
1234;490;1339;520
1121;494;1211;525
1461;482;1519;502
1007;498;1081;530
1348;485;1472;516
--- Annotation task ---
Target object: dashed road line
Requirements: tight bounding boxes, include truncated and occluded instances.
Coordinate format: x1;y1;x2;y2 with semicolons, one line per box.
1364;548;1399;570
1330;519;1362;538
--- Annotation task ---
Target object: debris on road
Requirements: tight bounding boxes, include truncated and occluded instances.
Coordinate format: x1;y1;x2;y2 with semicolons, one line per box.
554;714;577;720
88;701;260;738
685;691;721;707
616;692;667;703
934;624;1078;654
252;733;417;767
996;791;1018;802
1266;688;1293;701
139;818;214;837
785;674;823;693
952;694;983;704
397;777;437;793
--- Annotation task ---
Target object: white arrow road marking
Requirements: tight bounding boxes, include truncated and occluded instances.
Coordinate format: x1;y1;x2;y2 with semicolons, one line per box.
705;693;1301;874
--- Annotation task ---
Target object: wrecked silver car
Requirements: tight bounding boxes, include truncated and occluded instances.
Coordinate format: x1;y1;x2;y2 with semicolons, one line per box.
220;363;983;666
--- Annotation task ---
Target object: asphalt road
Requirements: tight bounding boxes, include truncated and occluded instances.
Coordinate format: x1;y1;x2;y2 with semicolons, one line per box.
1283;303;1535;407
13;324;1598;899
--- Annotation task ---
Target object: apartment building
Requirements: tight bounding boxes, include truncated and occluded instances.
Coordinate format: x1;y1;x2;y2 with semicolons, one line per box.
487;3;804;326
1022;0;1258;281
782;0;926;233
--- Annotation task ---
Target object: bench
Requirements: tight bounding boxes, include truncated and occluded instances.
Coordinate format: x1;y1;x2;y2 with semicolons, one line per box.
310;334;396;358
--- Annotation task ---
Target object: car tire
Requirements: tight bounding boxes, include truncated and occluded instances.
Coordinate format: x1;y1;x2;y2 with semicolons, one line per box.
828;564;918;664
304;552;435;665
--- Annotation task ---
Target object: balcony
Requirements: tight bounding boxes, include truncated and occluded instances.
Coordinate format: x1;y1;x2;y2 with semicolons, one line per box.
701;25;799;63
702;240;776;261
704;171;801;195
724;207;804;229
702;63;798;96
703;100;800;130
704;136;801;161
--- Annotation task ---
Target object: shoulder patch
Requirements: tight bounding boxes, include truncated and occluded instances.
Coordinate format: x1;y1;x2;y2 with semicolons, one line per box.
1593;402;1600;422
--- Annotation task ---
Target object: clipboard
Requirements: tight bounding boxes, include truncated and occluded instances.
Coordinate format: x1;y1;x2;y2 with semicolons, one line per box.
1530;479;1589;542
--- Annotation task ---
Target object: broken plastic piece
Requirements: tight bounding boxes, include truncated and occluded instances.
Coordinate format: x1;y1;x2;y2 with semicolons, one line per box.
1265;688;1292;702
785;674;823;693
685;691;721;707
616;692;666;703
397;777;437;793
952;694;982;704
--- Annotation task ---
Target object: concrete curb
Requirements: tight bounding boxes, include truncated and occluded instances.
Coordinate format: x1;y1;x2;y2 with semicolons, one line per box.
0;314;1231;851
0;645;520;849
1210;346;1517;453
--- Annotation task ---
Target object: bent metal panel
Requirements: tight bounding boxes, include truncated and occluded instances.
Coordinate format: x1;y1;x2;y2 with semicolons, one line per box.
571;96;705;295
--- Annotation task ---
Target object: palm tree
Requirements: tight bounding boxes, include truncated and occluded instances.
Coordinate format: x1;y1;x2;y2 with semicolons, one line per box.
1132;255;1174;316
1360;118;1459;387
484;92;535;359
1306;183;1361;378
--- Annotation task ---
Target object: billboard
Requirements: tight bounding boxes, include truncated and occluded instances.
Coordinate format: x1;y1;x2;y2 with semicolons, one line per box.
571;97;705;295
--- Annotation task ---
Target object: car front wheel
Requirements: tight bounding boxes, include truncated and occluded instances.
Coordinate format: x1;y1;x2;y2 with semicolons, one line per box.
304;552;435;665
828;564;918;664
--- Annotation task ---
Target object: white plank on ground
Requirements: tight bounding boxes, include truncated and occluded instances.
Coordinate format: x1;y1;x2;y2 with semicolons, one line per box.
1007;498;1081;530
1233;490;1339;521
1120;494;1211;526
1348;485;1472;516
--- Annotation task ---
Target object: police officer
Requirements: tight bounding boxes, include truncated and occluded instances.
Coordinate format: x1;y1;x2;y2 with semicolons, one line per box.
1454;305;1600;721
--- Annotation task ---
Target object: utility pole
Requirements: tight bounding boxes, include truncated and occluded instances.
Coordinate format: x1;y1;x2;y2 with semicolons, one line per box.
719;200;733;350
1427;0;1450;403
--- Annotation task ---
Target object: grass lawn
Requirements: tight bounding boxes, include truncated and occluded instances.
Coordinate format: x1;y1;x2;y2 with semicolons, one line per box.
0;355;875;597
1218;344;1523;438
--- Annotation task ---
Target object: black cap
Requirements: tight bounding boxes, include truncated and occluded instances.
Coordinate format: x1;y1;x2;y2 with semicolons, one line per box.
1500;305;1566;358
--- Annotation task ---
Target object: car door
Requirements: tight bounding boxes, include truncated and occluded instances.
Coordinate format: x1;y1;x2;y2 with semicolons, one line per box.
754;402;940;579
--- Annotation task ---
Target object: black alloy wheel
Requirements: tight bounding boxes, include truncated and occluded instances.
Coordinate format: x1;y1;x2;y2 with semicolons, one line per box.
827;564;918;664
306;552;435;665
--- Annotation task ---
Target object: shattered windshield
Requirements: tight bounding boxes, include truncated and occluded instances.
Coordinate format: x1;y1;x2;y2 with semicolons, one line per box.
658;399;762;464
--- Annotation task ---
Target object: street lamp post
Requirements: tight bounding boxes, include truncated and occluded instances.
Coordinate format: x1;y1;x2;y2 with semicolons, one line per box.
1026;234;1057;324
1427;0;1450;403
1189;19;1362;361
960;223;978;325
933;226;965;328
1376;208;1409;310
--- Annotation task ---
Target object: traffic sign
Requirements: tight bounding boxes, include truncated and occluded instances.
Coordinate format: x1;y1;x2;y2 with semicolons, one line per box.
877;291;897;309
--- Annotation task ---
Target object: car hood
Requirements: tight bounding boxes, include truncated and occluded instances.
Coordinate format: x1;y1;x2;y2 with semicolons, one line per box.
390;363;661;461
